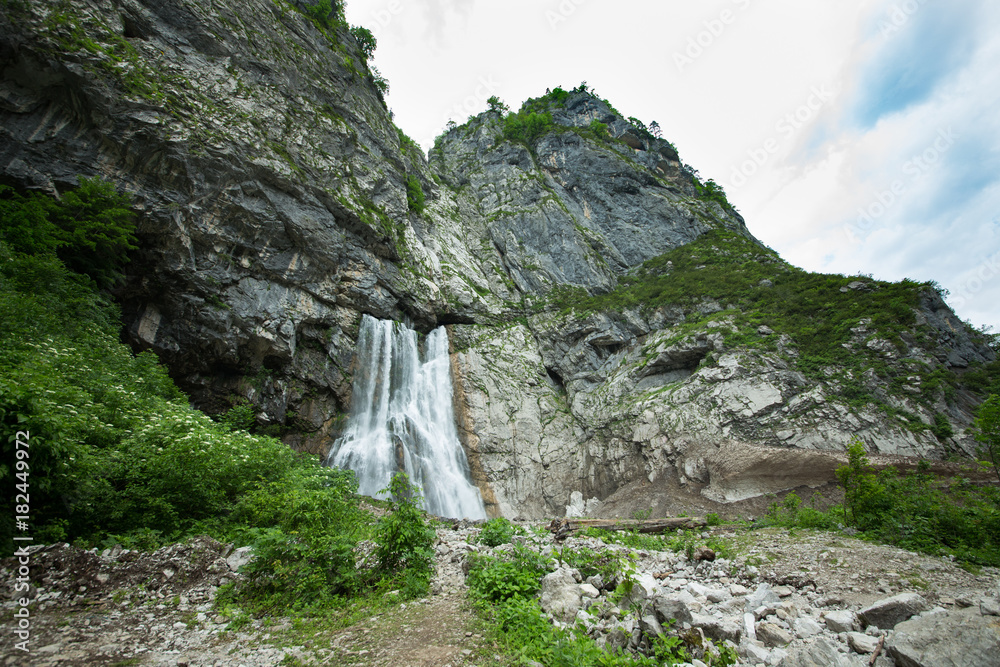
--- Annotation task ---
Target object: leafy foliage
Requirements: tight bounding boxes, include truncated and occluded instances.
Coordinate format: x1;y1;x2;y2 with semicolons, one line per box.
371;473;436;592
225;466;367;611
486;95;508;115
302;0;345;29
817;439;1000;565
475;516;520;547
972;395;1000;483
349;24;376;60
691;175;735;212
466;553;545;603
0;177;136;288
502;110;555;148
405;175;425;215
587;119;611;142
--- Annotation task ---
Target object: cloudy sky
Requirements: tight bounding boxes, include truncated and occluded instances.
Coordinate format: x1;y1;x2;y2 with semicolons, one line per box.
344;0;1000;332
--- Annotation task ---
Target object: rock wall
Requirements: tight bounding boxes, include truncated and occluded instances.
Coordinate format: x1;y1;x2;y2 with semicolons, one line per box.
2;0;995;519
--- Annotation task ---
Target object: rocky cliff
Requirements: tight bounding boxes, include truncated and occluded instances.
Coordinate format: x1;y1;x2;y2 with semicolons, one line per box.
2;0;996;518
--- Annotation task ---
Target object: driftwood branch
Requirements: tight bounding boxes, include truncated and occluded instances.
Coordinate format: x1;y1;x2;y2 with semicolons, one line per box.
868;635;885;666
549;517;707;539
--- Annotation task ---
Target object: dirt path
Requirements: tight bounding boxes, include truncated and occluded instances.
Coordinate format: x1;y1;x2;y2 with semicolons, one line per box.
326;594;497;667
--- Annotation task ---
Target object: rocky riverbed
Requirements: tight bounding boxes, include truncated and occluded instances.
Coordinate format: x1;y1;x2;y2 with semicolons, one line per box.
2;525;998;666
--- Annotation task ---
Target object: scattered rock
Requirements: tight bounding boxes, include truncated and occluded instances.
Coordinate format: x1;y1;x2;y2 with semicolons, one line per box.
777;637;856;666
887;606;1000;667
846;631;879;654
757;622;794;647
540;569;584;622
823;609;858;633
792;616;823;638
693;546;716;562
859;592;929;629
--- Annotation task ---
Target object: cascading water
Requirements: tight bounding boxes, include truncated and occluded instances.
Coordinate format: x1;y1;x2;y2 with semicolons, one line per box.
326;315;487;520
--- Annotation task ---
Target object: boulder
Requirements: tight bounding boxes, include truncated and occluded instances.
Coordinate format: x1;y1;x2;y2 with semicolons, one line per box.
539;569;584;622
859;592;928;629
690;612;741;643
746;584;781;614
823;609;858;633
777;638;857;667
625;573;660;606
792;616;823;638
980;598;999;617
639;614;664;638
846;632;879;654
887;606;1000;667
225;546;254;572
654;598;694;627
756;622;793;647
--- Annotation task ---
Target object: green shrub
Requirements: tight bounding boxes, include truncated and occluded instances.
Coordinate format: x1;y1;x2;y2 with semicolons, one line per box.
588;119;610;142
224;466;366;611
405;175;425;215
349;25;376;60
371;473;436;592
836;441;893;531
931;413;954;440
78;401;305;538
973;395;1000;483
467;556;542;602
486;95;508;114
476;517;519;547
692;176;734;212
502;111;555;147
0;177;136;288
219;400;257;432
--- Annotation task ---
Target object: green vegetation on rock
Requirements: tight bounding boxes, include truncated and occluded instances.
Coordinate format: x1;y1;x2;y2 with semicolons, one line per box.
466;525;737;666
761;441;1000;566
405;174;425;215
548;227;953;409
972;395;1000;483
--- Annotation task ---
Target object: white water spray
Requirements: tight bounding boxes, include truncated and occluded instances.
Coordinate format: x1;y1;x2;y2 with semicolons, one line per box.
326;315;487;520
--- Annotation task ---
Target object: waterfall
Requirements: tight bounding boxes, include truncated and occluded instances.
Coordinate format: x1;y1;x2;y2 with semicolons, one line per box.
326;315;487;520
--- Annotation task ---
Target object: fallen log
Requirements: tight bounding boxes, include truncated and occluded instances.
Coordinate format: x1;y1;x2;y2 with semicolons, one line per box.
549;517;707;539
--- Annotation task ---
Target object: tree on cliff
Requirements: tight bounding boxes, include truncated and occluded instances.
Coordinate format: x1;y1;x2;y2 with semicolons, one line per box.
973;394;1000;483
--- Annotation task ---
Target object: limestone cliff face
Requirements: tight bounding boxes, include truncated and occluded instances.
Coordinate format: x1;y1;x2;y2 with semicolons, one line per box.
2;0;995;517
